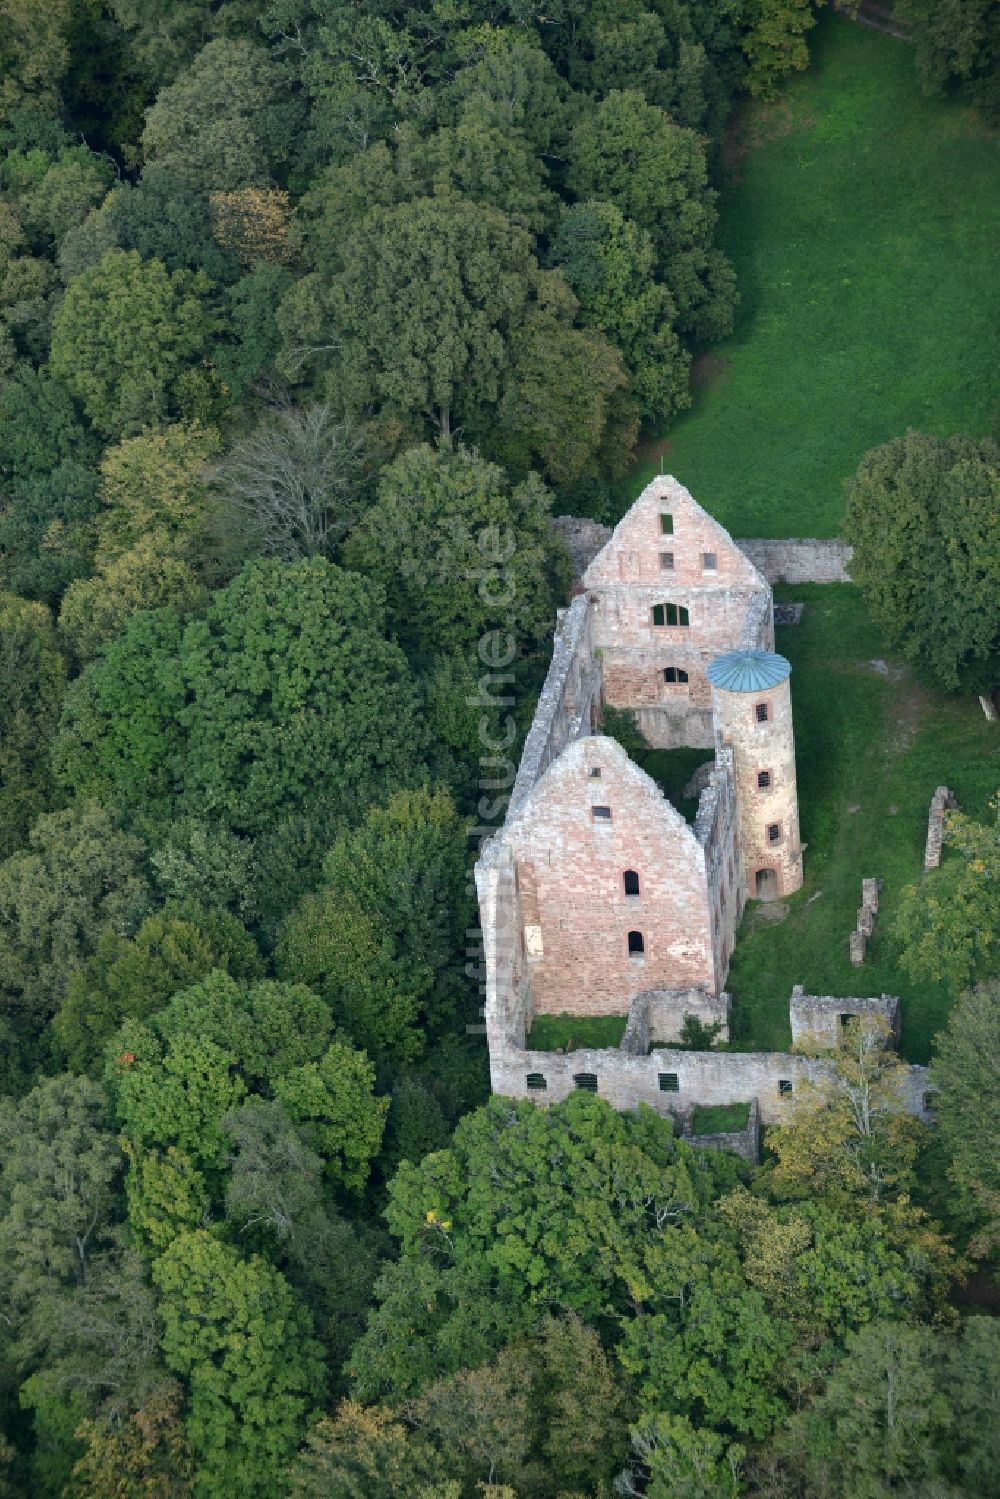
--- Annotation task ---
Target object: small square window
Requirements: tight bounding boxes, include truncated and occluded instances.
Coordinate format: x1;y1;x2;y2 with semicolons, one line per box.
592;805;612;821
574;1073;598;1092
660;512;673;535
660;551;674;570
757;770;771;789
778;1079;793;1097
589;767;602;779
658;1072;679;1092
702;552;717;571
663;667;689;684
767;823;781;843
755;702;770;724
526;1073;547;1091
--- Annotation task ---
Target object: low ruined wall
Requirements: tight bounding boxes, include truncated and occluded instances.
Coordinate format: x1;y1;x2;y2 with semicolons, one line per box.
924;787;957;872
687;1097;761;1163
789;987;900;1049
628;987;732;1046
507;595;600;821
550;516;612;578
489;1036;929;1126
736;539;853;585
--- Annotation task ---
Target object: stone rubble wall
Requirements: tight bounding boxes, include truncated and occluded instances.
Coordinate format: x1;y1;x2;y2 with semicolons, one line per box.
550;515;612;577
625;986;732;1047
789;987;900;1048
685;1096;761;1163
487;1030;929;1126
849;877;883;965
507;594;600;823
924;787;957;872
736;538;854;584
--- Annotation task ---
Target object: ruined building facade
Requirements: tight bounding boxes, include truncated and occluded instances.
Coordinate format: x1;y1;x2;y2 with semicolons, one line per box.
475;477;927;1125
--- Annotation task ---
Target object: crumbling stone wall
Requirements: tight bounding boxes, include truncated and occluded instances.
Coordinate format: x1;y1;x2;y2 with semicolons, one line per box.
624;986;732;1046
789;987;899;1048
487;1031;929;1125
685;1097;761;1163
924;787;957;872
736;538;854;584
507;594;600;821
550;515;612;577
582;477;773;750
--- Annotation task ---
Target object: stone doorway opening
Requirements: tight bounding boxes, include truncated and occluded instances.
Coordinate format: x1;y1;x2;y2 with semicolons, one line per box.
755;868;779;901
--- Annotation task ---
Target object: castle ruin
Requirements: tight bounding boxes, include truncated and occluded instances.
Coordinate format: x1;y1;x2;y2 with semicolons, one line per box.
475;476;928;1131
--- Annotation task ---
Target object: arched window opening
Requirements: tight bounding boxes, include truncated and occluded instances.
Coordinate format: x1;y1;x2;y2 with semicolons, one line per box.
573;1073;598;1092
651;602;689;628
627;930;644;956
623;870;640;896
526;1073;547;1091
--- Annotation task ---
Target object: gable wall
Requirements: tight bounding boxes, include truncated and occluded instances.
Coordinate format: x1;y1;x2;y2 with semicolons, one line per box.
507;739;718;1015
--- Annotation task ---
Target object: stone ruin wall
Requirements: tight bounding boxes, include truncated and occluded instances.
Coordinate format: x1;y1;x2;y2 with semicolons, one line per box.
789;987;900;1048
485;1021;929;1127
683;1097;761;1163
507;593;600;822
924;787;957;872
735;538;854;584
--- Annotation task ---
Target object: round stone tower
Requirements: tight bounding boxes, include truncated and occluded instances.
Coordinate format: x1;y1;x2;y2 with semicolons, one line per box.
707;650;803;900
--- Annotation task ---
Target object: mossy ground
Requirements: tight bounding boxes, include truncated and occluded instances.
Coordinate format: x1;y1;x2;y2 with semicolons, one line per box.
725;586;998;1063
691;1101;751;1134
526;1013;628;1051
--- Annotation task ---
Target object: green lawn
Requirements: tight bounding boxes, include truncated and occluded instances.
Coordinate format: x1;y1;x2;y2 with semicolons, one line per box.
527;1013;627;1051
691;1102;751;1135
619;10;1000;537
727;586;999;1063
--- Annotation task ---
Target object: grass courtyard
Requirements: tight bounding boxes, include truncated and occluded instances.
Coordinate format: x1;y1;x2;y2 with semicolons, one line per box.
724;585;998;1064
619;10;1000;537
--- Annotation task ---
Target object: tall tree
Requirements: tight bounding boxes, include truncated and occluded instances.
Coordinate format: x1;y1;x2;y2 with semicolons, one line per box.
0;801;149;1029
49;248;223;438
140;38;293;195
152;1230;325;1499
53;558;429;835
0;590;66;857
926;980;1000;1254
344;442;569;659
894;799;1000;993
567;90;737;342
208;404;370;563
844;430;1000;694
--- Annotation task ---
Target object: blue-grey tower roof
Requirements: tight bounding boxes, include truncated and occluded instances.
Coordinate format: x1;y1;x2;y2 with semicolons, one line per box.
706;650;791;693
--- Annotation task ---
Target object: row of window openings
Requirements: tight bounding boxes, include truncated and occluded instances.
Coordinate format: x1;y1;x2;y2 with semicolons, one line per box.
593;797;779;833
526;1072;795;1097
658;552;716;572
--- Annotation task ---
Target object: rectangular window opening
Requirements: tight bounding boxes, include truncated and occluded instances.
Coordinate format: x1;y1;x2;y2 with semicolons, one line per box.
755;702;770;724
658;1072;679;1092
778;1079;793;1097
526;1073;547;1091
589;767;602;779
660;551;674;570
573;1073;599;1092
702;552;717;571
592;805;612;821
767;823;781;844
663;667;689;684
757;770;771;790
660;513;673;535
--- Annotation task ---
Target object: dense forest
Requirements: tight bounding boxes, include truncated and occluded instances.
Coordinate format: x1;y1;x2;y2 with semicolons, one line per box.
0;0;998;1494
